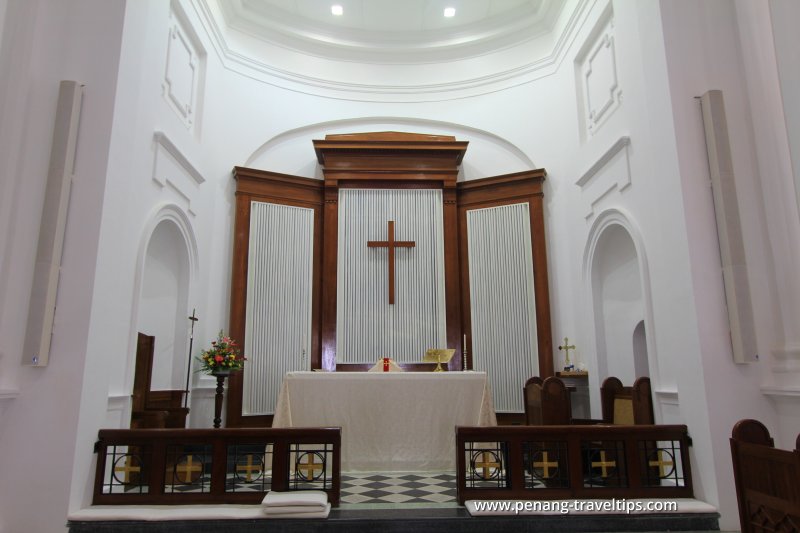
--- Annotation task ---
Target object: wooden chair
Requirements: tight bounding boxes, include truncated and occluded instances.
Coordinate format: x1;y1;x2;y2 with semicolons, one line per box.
523;376;544;425
600;376;654;425
730;419;800;533
523;376;572;425
130;332;189;429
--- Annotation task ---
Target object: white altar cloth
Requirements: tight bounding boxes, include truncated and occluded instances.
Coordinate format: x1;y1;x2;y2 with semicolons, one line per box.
272;371;497;472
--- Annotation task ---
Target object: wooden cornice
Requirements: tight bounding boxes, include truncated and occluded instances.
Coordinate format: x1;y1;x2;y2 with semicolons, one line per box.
313;131;469;170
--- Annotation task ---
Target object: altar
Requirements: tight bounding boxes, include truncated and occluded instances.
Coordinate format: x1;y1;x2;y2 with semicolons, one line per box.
272;371;497;472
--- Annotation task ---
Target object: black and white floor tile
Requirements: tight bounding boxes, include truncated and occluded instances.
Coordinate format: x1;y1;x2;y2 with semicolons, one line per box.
340;472;457;506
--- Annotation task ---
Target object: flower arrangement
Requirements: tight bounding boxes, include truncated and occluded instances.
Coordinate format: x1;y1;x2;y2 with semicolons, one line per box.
198;331;246;374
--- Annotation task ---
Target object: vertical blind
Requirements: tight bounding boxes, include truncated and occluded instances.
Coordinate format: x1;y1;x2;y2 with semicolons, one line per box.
243;201;314;415
336;189;447;363
467;203;539;412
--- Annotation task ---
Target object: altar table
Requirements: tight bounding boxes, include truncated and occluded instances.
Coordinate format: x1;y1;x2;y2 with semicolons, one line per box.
272;371;497;472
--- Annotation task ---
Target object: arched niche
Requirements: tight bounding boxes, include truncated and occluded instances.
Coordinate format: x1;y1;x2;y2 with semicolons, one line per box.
128;204;199;406
632;320;649;378
583;209;659;418
138;219;191;390
592;223;642;384
243;117;537;182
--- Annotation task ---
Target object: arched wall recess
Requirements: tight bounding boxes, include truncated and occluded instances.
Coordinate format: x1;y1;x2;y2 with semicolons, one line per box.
244;117;537;181
582;208;661;419
120;204;199;424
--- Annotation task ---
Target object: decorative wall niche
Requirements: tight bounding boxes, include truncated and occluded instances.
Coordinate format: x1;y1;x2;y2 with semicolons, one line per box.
163;0;206;134
575;3;621;138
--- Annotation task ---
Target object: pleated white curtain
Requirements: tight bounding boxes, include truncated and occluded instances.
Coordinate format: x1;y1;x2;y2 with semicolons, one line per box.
243;201;314;415
336;189;447;363
467;203;539;412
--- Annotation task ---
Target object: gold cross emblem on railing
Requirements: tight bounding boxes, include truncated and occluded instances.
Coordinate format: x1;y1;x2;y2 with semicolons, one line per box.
114;456;140;484
591;450;616;478
298;453;323;480
176;455;202;483
649;451;675;477
235;454;262;482
533;451;559;478
475;451;501;478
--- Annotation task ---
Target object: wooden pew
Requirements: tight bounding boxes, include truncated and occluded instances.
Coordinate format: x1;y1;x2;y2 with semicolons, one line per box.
730;419;800;533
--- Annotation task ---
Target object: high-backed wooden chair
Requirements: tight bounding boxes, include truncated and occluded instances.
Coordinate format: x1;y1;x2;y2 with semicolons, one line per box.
523;376;572;425
130;332;189;429
600;376;654;425
523;376;544;425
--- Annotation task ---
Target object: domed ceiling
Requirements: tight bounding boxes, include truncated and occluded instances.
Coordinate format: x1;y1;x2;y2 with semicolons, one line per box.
214;0;568;62
200;0;581;100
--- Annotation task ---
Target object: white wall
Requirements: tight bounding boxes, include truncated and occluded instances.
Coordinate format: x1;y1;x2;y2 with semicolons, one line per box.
657;0;797;527
770;0;800;215
0;1;126;531
735;0;800;450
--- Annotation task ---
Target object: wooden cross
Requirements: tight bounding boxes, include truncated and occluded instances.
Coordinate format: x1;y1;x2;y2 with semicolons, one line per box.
475;451;501;479
533;451;559;478
367;220;415;305
176;454;202;483
298;453;324;480
558;337;576;367
591;450;616;478
235;454;262;482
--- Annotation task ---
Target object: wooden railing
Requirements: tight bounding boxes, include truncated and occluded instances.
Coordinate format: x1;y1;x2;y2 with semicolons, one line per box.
730;419;800;533
456;424;693;504
93;427;340;506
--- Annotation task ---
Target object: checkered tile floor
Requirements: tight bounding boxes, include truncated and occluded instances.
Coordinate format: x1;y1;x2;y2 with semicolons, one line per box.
340;472;457;505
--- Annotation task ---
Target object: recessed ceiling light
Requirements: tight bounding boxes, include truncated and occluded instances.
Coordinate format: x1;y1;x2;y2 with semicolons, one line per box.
444;7;456;17
331;4;343;16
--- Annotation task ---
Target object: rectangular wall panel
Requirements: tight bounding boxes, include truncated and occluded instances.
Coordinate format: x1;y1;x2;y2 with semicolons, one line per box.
467;203;539;412
336;189;447;363
243;201;314;415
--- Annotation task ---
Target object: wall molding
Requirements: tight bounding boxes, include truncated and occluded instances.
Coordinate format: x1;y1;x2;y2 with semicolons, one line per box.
152;132;205;217
576;136;630;187
771;345;800;373
576;136;632;220
153;131;205;185
761;385;800;398
654;389;679;404
0;389;20;401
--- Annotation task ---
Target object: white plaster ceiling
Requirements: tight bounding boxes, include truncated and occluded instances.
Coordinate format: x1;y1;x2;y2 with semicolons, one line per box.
215;0;568;63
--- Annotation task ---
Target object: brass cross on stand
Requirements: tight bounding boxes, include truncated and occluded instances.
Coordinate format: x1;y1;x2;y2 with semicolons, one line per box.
367;220;416;305
558;337;576;368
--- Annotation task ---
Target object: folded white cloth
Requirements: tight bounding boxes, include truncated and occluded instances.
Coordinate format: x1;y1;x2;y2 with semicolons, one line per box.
263;505;327;515
263;503;331;519
261;490;328;509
